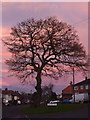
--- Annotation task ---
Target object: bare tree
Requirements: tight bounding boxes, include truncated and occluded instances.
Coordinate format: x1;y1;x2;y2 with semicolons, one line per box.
3;17;87;107
41;84;57;103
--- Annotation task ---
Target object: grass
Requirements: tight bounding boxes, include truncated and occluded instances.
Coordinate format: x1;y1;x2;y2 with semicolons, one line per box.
21;103;84;115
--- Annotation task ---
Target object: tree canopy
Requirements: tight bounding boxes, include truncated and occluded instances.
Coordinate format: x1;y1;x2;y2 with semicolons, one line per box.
4;17;87;106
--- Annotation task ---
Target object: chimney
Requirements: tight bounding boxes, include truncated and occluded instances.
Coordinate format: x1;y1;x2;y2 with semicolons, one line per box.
70;81;72;85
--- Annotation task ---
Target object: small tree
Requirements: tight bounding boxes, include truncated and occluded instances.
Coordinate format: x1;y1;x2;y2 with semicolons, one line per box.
50;92;57;101
4;17;87;107
41;84;53;103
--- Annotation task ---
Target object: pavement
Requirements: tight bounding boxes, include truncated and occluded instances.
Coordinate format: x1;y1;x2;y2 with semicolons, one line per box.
1;103;89;119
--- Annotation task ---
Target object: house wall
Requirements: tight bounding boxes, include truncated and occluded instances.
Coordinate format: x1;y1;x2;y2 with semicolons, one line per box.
63;85;73;94
62;79;90;102
74;84;90;102
62;82;73;100
74;84;90;94
3;94;12;101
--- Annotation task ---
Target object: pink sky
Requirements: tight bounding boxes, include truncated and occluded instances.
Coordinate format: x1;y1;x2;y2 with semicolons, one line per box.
1;2;88;94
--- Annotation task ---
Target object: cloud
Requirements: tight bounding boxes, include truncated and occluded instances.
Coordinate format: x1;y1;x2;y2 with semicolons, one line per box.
2;0;89;2
17;3;53;12
2;2;87;28
60;2;88;16
0;81;10;87
2;27;11;38
2;2;88;53
76;25;88;54
0;69;9;73
1;2;88;93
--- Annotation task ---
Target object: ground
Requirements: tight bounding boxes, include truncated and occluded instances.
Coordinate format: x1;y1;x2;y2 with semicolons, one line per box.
2;103;89;119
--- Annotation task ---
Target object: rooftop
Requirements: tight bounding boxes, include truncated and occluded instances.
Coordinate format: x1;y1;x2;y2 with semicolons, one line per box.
74;78;90;86
2;88;20;96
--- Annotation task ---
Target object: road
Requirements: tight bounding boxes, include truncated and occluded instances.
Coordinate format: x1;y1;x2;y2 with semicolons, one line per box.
2;103;89;119
2;104;29;118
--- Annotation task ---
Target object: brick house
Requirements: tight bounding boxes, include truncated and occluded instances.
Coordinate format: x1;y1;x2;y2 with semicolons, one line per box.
62;77;90;102
62;81;73;100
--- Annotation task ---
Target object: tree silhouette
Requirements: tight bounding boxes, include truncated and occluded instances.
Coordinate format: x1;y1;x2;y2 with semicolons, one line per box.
4;17;87;107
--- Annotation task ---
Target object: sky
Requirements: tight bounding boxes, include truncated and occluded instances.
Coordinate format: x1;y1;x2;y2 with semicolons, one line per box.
1;0;89;2
1;2;88;94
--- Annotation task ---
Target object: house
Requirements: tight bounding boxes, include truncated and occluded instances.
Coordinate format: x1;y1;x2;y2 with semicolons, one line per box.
62;77;90;102
2;88;12;102
2;88;32;105
62;81;73;100
2;88;20;104
73;77;90;102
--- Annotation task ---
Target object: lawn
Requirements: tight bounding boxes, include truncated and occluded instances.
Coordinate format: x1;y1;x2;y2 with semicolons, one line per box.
21;103;84;114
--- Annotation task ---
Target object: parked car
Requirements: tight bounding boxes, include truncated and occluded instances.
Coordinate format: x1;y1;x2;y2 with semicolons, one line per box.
47;100;60;106
47;102;57;106
61;99;70;103
4;102;9;106
49;100;60;103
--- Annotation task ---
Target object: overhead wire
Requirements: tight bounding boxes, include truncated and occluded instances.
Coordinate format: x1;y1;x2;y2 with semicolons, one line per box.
72;18;88;27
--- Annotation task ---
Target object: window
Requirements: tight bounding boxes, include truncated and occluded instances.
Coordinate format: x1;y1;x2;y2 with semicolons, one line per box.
80;85;83;90
85;85;88;89
74;86;78;90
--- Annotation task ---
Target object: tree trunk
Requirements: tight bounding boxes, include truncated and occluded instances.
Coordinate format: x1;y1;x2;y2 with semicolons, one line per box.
35;71;42;107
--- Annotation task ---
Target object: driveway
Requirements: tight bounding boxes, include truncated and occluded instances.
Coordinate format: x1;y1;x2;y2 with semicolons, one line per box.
2;103;89;119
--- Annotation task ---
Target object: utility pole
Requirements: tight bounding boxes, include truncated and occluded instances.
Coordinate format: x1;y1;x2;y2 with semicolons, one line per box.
73;67;75;103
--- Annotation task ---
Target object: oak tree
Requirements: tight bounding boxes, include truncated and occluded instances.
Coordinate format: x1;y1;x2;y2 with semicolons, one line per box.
4;17;87;106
